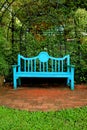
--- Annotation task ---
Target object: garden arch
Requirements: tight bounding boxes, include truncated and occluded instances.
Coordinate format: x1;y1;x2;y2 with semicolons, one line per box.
0;0;82;83
6;1;70;57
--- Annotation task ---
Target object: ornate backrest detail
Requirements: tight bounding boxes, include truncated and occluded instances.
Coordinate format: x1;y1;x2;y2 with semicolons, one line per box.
38;52;49;62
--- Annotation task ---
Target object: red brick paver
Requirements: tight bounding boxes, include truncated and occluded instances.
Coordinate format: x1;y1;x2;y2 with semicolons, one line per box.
0;84;87;111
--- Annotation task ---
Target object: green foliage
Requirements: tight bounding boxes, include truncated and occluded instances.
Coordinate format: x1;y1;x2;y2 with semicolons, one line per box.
0;0;87;83
0;28;11;76
0;106;87;130
80;42;87;82
0;57;8;76
20;32;65;57
74;8;87;83
74;8;87;30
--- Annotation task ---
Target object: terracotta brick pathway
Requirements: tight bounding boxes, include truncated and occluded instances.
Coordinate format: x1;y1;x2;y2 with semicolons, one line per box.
0;84;87;111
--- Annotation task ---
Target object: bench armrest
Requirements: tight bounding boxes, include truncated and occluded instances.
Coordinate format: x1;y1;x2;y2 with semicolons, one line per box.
12;65;20;68
12;65;20;74
67;65;75;74
67;65;75;68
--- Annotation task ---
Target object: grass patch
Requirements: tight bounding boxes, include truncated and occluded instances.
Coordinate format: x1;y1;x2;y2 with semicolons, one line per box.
0;106;87;130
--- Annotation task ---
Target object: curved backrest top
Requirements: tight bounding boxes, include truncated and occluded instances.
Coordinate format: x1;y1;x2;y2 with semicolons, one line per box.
18;51;70;63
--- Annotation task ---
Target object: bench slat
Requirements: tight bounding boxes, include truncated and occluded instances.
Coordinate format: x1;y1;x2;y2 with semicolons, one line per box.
46;61;48;72
55;60;57;72
58;60;60;72
40;62;41;72
34;59;36;72
31;60;33;72
24;60;26;72
43;62;44;72
52;60;53;72
62;60;63;72
28;60;30;72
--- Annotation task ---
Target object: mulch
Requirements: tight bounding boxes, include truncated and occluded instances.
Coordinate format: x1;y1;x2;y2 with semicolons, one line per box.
0;83;87;111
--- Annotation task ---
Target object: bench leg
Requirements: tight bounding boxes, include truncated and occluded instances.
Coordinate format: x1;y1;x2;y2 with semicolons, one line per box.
70;78;74;90
70;67;74;90
18;78;21;86
13;77;17;89
67;78;70;86
67;78;74;90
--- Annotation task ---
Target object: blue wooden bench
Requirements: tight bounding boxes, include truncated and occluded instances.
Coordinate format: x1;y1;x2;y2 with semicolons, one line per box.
12;52;75;90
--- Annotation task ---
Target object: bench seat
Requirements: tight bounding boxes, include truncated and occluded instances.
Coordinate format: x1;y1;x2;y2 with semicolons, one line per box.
15;72;71;78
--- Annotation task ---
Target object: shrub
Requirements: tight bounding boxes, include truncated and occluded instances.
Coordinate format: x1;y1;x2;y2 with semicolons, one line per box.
80;42;87;83
0;28;11;77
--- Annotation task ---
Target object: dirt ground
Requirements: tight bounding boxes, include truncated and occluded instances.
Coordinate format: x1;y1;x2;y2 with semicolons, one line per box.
0;83;87;111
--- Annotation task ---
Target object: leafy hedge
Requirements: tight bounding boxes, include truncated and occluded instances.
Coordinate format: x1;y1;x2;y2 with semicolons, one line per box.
0;28;87;83
0;29;11;76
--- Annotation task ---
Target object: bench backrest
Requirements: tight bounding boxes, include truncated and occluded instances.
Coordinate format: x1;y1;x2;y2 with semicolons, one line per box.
18;52;70;72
